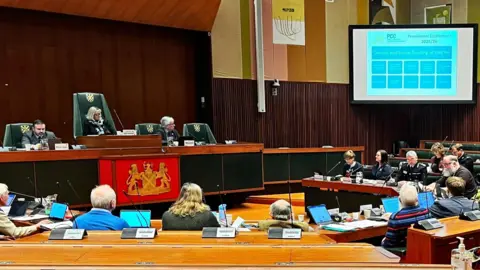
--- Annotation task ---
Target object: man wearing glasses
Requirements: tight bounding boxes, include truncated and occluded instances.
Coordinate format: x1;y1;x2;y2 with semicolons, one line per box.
160;116;180;145
426;155;477;199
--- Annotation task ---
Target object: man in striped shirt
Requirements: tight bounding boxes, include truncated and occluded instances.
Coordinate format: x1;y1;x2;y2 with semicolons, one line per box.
382;184;430;248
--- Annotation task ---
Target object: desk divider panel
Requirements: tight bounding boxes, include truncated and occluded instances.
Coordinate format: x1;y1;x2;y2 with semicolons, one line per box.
222;153;263;191
290;153;327;180
0;162;35;196
263;154;289;183
180;155;223;193
35;160;98;205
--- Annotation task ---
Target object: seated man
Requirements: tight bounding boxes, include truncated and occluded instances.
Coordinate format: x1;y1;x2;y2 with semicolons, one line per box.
159;116;180;145
0;184;50;238
382;184;430;248
430;176;479;219
258;200;311;232
74;185;130;230
21;120;57;148
395;151;427;184
427;155;477;199
451;144;474;174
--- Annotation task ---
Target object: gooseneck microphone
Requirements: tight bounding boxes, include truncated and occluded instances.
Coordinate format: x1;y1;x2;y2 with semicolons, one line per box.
287;179;294;226
326;161;342;176
113;109;125;131
122;190;148;228
216;184;229;227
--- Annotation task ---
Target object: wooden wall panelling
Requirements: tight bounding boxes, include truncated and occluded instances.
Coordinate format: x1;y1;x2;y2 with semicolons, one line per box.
0;8;209;144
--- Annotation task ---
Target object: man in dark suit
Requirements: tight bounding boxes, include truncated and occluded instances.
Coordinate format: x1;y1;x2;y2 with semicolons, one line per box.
429;176;478;218
427;155;477;199
451;143;474;174
159;116;180;145
21;120;57;148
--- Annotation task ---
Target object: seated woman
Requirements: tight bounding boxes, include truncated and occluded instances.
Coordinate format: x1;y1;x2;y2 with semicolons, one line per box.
83;106;116;136
430;142;446;173
342;150;363;177
371;150;393;180
162;183;219;230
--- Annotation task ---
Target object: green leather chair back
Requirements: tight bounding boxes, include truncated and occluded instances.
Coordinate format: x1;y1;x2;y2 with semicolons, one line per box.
73;93;117;137
3;123;33;148
135;123;161;135
182;123;217;144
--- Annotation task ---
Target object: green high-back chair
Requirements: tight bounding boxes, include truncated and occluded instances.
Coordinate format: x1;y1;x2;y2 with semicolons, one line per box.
73;93;117;138
3;123;33;148
182;123;217;144
135;123;162;135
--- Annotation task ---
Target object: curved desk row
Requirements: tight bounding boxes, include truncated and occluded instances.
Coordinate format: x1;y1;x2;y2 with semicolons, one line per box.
0;137;363;207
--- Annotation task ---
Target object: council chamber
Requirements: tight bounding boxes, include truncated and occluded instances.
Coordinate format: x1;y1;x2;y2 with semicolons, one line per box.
0;1;479;269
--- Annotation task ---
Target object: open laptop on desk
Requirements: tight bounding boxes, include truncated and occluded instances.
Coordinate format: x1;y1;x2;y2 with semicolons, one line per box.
307;204;338;225
381;197;400;214
47;138;62;150
7;200;28;217
120;210;151;228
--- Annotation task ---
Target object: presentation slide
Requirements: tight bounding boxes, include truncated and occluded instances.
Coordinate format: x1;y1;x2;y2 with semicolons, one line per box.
350;25;477;104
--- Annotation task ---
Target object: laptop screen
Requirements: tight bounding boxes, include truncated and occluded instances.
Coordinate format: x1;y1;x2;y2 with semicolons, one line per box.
120;210;151;228
50;203;67;220
308;205;332;224
418;192;435;209
382;197;400;213
7;194;15;206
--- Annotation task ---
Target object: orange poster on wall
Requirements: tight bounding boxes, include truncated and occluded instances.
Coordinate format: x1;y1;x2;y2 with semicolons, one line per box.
99;157;180;205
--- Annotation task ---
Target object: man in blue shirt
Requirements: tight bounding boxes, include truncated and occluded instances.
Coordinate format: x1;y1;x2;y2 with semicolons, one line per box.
74;185;130;230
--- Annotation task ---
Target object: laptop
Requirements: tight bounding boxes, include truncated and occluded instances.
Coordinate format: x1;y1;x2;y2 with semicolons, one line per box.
418;192;435;209
307;204;336;225
381;197;400;213
120;210;151;228
6;194;15;206
48;202;68;222
8;200;29;217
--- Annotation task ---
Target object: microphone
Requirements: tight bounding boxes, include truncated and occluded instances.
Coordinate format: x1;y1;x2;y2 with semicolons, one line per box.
113;109;125;131
65;202;80;229
9;190;37;200
287;179;294;227
335;196;341;212
134;182;143;210
376;170;396;195
66;180;81;203
62;180;82;229
447;140;455;151
216;184;229;227
326;161;342;176
122;190;149;228
440;136;448;145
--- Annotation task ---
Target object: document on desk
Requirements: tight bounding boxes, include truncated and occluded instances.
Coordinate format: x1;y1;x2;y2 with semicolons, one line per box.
40;221;73;231
321;224;356;232
343;220;387;229
10;214;49;221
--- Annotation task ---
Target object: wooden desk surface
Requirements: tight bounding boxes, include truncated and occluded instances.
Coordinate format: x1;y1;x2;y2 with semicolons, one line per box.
0;264;451;270
15;231;335;245
264;146;365;154
0;243;398;265
408;216;480;239
302;179;399;197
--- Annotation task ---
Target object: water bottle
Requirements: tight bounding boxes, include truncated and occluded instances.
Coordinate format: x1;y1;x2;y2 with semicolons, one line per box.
356;171;363;183
218;204;227;226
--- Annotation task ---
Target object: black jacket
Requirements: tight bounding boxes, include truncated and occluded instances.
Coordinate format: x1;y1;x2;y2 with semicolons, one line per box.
83;119;115;136
161;211;219;231
437;166;477;199
395;162;427;184
429;196;479;219
458;153;474;174
342;162;363;177
371;163;393;180
159;128;180;144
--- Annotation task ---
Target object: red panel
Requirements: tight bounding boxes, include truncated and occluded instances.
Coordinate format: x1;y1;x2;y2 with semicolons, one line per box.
113;157;180;204
99;160;113;187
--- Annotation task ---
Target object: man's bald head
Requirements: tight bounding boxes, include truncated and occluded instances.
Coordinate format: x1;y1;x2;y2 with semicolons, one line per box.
270;199;292;221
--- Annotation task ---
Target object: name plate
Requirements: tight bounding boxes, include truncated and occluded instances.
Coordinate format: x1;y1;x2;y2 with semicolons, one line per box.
54;143;69;150
268;228;302;239
121;228;157;239
48;229;87;240
202;227;236;238
359;204;373;213
460;210;480;221
184;140;195;147
122;129;137;136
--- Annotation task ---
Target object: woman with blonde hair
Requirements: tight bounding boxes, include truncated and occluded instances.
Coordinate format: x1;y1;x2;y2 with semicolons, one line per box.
162;183;219;230
342;150;363;177
430;142;446;173
83;106;116;136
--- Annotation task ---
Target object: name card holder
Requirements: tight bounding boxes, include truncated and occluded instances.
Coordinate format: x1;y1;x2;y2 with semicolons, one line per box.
267;228;302;239
121;228;157;239
460;210;480;221
48;229;87;240
202;227;236;238
122;129;137;136
414;218;443;231
54;143;69;150
184;140;195;147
